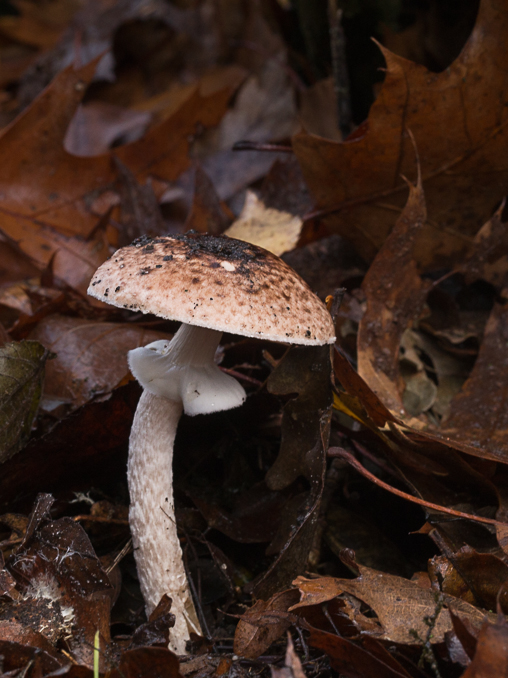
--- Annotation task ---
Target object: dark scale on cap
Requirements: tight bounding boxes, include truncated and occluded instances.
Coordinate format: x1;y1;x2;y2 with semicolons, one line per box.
171;232;267;274
131;235;153;248
87;233;335;346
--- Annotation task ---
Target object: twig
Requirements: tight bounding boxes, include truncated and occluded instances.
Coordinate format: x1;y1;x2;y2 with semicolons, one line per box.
328;446;507;528
328;1;351;138
105;539;132;576
410;591;444;678
232;141;293;153
219;366;263;386
72;515;129;525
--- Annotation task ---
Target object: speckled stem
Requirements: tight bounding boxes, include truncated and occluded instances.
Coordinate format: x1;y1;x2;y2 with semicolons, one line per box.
128;390;201;654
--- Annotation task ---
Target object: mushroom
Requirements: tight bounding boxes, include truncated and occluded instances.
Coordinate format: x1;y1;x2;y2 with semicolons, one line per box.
87;232;335;653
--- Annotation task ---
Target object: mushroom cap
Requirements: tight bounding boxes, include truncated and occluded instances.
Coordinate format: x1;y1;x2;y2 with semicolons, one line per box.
88;233;335;345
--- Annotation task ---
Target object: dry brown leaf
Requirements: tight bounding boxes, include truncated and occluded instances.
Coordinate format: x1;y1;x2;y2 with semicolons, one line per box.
293;0;508;268
298;77;341;142
462;616;508;678
64;102;151;157
271;634;307;678
439;303;508;462
292;569;493;645
459;202;508;289
0;0;78;51
355;171;428;420
307;626;410;678
430;548;508;613
185;163;231;235
401;329;469;419
199;56;298;201
234;589;299;659
30;315;169;409
0;60;239;292
225;191;302;256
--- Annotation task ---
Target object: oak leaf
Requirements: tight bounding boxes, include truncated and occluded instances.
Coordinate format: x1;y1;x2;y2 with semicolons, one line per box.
294;0;508;269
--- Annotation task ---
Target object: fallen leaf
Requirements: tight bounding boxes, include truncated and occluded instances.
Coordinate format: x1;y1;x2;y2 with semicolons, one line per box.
109;646;182;678
357;172;428;418
293;0;508;268
130;594;175;648
462;615;508;678
430;547;508;613
250;345;332;599
401;329;469;420
0;340;47;462
184;163;231;235
259;156;313;217
271;633;307;678
234;589;299;659
225;191;303;256
325;504;409;577
0;59;239;292
30;315;169;409
306;626;409;678
65;102;151;157
113;157;166;246
440;303;508;463
292;568;493;645
282;234;366;300
0;241;39;286
0;0;77;51
199;53;298;201
191;482;285;544
298;77;341;142
8;493;112;669
0;382;139;510
333;346;396;428
458;202;508;289
0;639;63;674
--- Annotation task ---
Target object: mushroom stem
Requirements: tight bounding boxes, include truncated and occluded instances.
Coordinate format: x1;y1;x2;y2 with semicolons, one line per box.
128;390;200;653
127;324;246;654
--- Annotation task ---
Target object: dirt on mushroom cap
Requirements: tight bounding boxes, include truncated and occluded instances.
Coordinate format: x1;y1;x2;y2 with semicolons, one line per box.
87;233;336;345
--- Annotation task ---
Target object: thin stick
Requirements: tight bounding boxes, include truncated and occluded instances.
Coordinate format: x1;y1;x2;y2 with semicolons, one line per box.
232;141;293;153
328;1;351;138
73;515;129;525
105;539;132;576
328;446;507;528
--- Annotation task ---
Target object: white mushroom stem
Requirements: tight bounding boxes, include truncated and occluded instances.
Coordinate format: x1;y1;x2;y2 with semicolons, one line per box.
128;391;193;652
127;324;246;654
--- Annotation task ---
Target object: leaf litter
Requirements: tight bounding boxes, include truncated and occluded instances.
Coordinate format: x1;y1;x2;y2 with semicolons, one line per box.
2;1;508;677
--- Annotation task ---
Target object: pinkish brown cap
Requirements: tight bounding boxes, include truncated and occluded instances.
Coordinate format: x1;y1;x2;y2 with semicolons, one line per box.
87;233;335;345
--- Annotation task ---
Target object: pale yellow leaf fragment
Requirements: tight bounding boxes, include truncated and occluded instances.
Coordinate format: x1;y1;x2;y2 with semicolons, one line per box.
225;191;302;256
